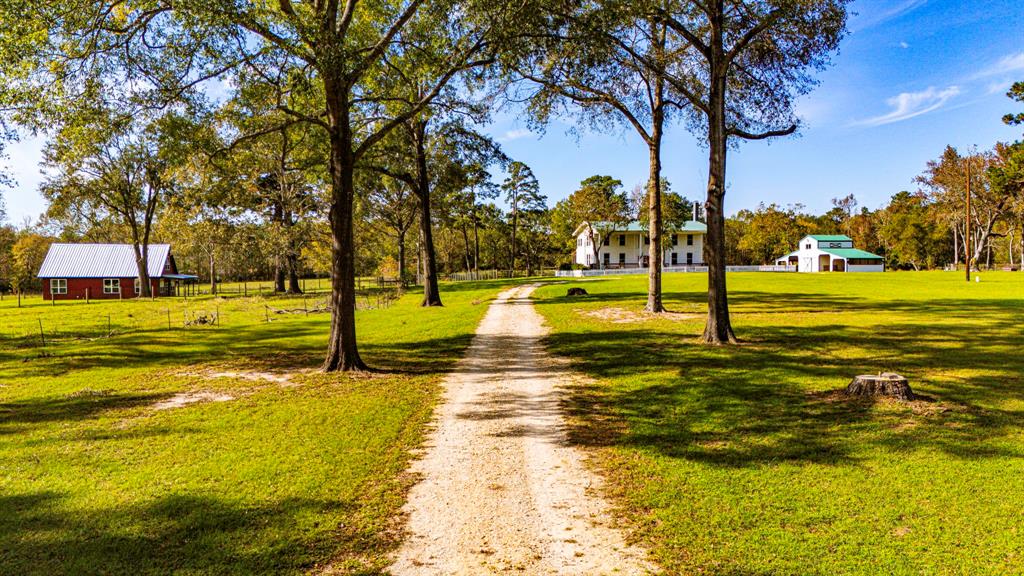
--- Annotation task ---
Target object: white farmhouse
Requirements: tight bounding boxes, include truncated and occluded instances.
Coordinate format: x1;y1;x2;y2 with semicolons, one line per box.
776;234;884;272
574;221;707;269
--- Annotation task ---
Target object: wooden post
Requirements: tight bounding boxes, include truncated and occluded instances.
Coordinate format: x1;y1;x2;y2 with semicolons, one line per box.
167;309;171;330
965;157;972;282
38;318;46;349
86;287;90;304
107;315;111;337
265;305;270;323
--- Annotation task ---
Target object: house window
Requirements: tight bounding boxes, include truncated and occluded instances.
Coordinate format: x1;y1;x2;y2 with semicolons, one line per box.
603;235;610;246
618;253;626;264
603;253;610;265
687;234;694;246
618;234;625;246
805;243;812;249
644;235;650;245
672;234;678;246
687;252;694;265
51;279;67;295
103;279;120;295
671;253;678;265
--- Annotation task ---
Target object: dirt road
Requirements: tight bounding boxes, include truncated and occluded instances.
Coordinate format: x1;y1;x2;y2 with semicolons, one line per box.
390;284;655;575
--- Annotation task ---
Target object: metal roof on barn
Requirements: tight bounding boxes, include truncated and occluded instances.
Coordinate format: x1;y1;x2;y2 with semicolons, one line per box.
808;234;853;242
820;248;884;260
38;243;172;279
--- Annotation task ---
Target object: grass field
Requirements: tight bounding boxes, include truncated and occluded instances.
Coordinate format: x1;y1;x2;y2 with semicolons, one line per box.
0;281;515;575
533;271;1024;575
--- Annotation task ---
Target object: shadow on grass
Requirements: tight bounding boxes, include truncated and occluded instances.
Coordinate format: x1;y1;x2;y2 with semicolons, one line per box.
0;392;171;436
538;289;1024;468
0;491;389;576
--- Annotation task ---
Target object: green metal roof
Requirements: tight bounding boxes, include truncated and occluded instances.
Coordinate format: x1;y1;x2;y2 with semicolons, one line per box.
808;234;853;242
820;248;883;260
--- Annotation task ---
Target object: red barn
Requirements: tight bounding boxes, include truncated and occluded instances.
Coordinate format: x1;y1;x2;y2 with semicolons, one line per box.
38;243;197;300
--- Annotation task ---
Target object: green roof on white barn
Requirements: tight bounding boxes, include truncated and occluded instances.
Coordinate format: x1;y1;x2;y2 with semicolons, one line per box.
820;248;883;260
808;234;853;242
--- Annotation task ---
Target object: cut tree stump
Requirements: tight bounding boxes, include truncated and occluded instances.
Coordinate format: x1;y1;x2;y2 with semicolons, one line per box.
846;373;915;401
566;287;589;297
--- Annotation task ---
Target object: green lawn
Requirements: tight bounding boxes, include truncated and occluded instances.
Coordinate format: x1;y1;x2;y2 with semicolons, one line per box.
0;281;512;575
533;272;1024;576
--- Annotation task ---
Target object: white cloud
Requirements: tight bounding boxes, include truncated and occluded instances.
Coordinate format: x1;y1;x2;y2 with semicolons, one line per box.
498;128;533;142
851;0;928;32
899;41;910;49
987;80;1013;95
854;86;961;127
973;52;1024;79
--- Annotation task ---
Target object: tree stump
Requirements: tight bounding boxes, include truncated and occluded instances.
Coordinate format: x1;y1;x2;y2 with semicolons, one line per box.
846;373;915;401
566;287;588;297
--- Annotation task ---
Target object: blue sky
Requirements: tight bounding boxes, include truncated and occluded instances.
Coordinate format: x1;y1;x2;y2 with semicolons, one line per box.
2;0;1022;224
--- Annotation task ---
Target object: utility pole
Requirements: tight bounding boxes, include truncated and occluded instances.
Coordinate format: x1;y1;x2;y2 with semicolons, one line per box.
965;155;972;282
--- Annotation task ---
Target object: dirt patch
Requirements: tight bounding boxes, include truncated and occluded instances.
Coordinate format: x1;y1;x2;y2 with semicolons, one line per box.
578;306;702;324
153;391;235;410
179;367;312;388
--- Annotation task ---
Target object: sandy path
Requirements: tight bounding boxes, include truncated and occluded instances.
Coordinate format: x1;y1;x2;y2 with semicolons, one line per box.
390;285;656;576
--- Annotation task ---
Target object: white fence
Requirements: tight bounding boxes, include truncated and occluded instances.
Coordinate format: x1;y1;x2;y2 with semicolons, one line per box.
554;265;795;277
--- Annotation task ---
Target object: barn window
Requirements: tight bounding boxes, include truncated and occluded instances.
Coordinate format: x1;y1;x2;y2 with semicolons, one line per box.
134;278;142;294
51;279;67;295
103;279;120;295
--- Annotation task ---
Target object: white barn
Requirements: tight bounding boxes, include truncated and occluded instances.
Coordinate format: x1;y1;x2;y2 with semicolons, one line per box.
776;235;884;273
574;221;707;269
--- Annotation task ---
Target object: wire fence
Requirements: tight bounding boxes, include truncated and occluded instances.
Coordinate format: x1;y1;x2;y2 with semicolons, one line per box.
554;265;795;277
0;284;405;356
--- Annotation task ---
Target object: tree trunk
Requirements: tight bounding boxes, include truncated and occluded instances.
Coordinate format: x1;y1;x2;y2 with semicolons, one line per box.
397;228;407;282
129;224;152;299
287;252;302;294
322;85;366;372
952;224;959;267
272;201;285;293
702;28;737;344
472;215;480;277
209;254;217;295
133;246;151;299
412;120;442;306
510;201;518;275
645;74;666;313
461;223;472;272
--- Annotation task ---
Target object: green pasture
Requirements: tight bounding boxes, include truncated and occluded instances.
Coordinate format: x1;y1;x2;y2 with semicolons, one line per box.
0;281;512;575
533;271;1024;575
